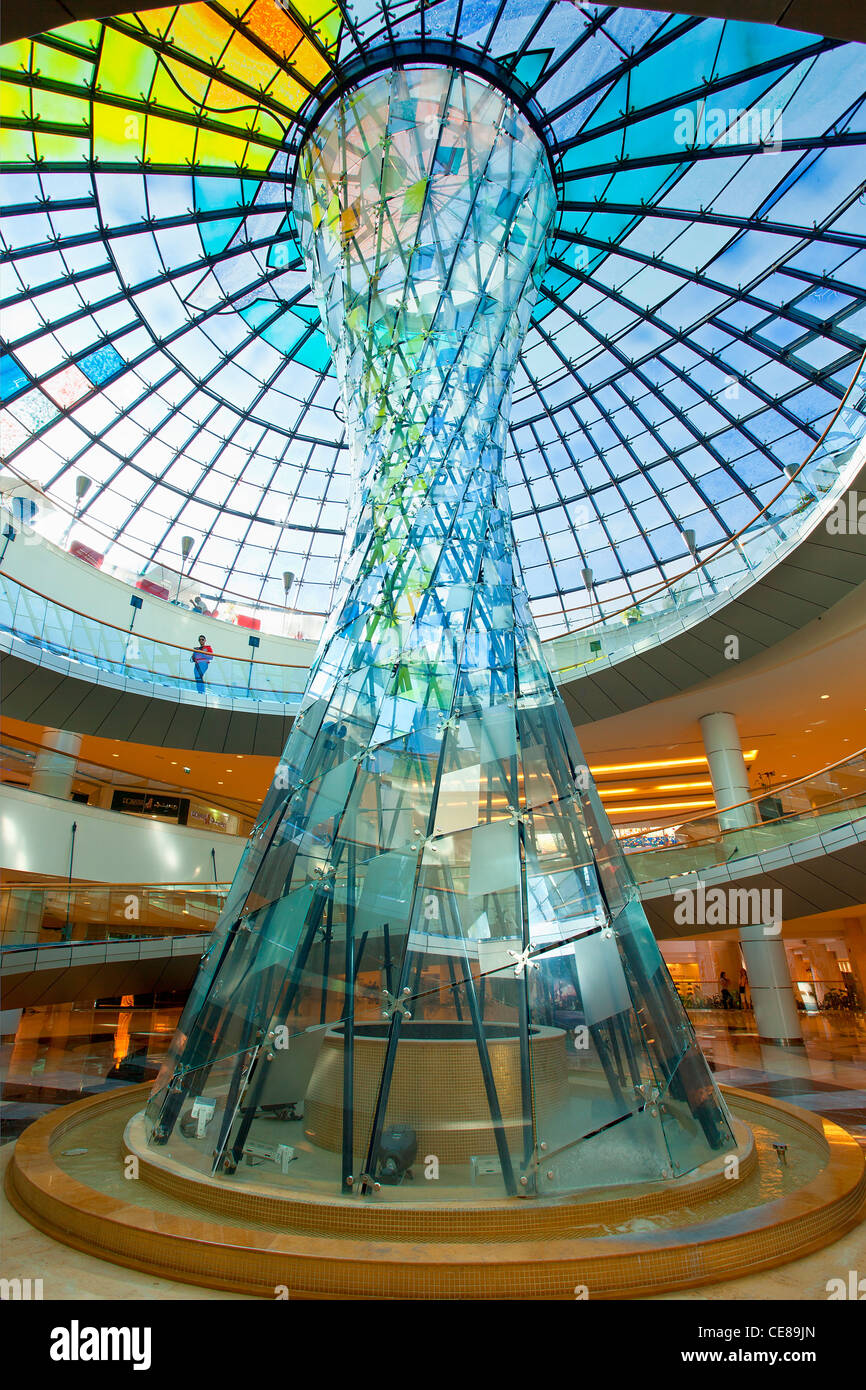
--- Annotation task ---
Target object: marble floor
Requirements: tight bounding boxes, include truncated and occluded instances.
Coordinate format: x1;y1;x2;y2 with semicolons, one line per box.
0;1000;177;1143
1;1000;865;1300
690;1009;866;1149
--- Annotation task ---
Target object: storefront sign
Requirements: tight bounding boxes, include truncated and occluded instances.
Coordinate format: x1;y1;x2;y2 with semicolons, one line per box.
111;790;189;823
188;803;235;834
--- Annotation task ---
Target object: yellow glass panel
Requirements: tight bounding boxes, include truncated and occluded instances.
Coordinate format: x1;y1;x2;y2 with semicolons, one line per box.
47;20;101;49
222;31;280;91
94;101;143;159
0;127;34;162
31;89;90;127
32;41;95;85
291;39;330;85
191;123;253;167
0;39;34;70
0;82;28;120
235;140;273;175
250;108;286;143
151;63;204;114
268;69;307;115
145;112;197;164
34;131;89;162
97;25;158;98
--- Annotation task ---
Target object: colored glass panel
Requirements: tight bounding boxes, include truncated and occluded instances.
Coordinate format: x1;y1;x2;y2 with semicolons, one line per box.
144;67;735;1201
0;1;862;636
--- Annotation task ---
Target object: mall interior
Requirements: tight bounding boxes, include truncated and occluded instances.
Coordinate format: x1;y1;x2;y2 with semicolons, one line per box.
0;0;865;1304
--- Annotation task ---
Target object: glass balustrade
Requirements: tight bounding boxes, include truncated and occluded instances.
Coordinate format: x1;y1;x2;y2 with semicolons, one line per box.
0;882;228;948
0;489;326;644
0;738;255;835
3;347;864;684
624;750;866;882
0;570;308;705
547;350;866;671
668;974;862;1014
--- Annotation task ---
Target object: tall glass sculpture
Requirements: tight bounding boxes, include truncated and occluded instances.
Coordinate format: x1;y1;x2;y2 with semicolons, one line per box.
146;67;734;1199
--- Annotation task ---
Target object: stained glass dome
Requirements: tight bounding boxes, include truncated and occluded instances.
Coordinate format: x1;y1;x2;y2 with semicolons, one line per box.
1;1;864;641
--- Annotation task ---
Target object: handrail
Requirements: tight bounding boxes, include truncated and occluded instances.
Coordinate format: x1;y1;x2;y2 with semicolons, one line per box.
3;350;863;653
1;734;260;821
0;461;331;622
0;568;310;670
618;745;866;837
0;932;210;953
0;879;231;892
539;347;866;639
623;788;866;863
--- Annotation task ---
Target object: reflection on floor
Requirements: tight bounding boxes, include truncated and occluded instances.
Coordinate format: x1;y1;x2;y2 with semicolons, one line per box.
0;1001;177;1142
689;1009;866;1148
3;1002;865;1149
2;1000;865;1300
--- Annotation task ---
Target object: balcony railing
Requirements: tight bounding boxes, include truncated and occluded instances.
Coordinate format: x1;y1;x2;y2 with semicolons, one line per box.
0;880;228;948
623;748;866;882
0;570;308;706
671;976;862;1014
3;356;864;678
545;349;866;669
1;736;256;834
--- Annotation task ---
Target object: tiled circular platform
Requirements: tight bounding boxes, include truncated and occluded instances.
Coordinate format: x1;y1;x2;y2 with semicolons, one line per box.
6;1084;865;1299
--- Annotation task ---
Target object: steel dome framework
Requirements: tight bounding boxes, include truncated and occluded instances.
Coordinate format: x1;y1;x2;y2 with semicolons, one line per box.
0;1;864;639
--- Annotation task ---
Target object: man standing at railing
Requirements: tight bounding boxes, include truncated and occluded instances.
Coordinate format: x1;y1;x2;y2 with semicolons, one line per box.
190;635;213;693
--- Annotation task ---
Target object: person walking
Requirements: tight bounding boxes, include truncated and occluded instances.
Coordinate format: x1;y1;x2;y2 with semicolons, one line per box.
190;635;213;693
719;971;734;1010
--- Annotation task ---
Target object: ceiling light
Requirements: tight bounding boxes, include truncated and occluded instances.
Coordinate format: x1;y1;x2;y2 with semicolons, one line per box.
606;800;716;814
655;781;714;791
590;750;757;776
591;756;709;774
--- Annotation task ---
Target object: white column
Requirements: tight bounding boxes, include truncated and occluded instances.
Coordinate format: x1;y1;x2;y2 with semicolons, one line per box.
30;728;82;801
698;711;752;828
699;711;803;1047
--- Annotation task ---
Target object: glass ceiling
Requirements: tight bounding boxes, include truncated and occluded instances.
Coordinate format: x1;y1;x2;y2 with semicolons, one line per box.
1;1;864;640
